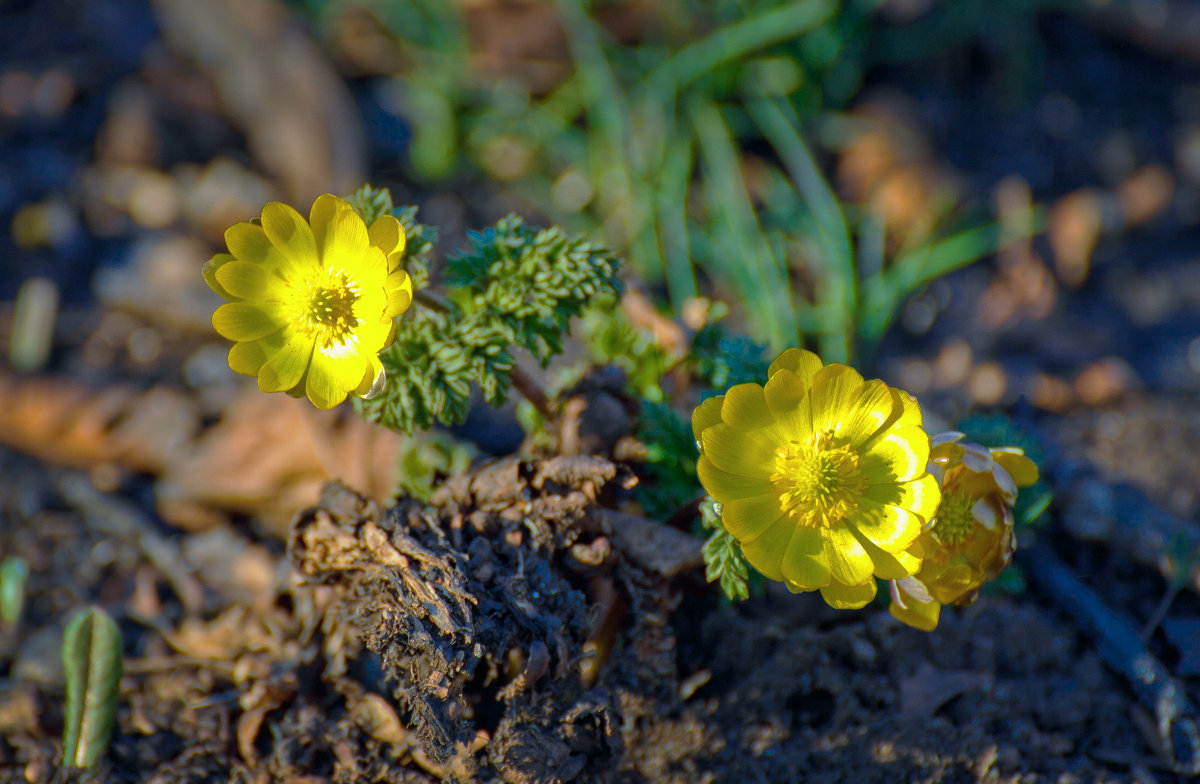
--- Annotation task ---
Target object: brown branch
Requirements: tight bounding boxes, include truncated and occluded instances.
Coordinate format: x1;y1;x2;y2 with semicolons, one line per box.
510;365;554;420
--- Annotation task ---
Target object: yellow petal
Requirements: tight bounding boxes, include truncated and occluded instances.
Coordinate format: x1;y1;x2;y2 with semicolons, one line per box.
888;580;941;630
225;222;274;264
258;333;314;393
368;214;406;263
992;449;1038;487
700;423;777;477
767;348;823;384
355;354;386;398
892;389;923;428
352;319;395;354
697;458;773;502
781;526;831;591
835;379;897;446
721;494;786;543
692;395;725;443
763;369;812;441
850;498;924;553
228;339;270;377
810;364;866;434
203;254;237;300
739;515;794;582
819;578;876;609
824;524;873;585
306;345;367;409
215;260;289;301
721;383;774;432
261;202;319;270
385;269;413;319
308;194;343;251
320;203;373;273
352;269;388;322
926;561;978;605
212;303;284;342
848;527;921;579
862;473;941;524
862;425;930;484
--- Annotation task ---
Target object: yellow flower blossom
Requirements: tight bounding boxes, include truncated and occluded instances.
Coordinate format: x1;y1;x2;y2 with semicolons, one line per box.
888;434;1038;631
203;194;413;409
693;349;941;609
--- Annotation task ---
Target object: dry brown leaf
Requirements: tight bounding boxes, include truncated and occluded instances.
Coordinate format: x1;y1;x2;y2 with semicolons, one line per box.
0;374;200;473
0;373;404;538
150;0;365;203
900;661;992;719
1049;188;1106;288
835;94;959;251
156;389;404;536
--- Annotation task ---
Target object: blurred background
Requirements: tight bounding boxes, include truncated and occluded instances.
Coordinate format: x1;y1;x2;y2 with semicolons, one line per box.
5;1;1200;779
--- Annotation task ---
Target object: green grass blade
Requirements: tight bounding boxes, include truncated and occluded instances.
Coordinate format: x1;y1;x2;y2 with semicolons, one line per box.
860;205;1044;339
657;131;699;305
748;97;853;361
693;99;797;349
646;0;837;102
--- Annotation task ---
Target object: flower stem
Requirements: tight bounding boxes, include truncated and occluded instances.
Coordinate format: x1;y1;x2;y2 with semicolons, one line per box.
511;365;554;420
414;289;452;314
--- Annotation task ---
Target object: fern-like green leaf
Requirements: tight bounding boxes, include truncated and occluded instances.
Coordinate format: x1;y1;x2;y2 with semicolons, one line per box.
445;215;623;365
699;499;750;602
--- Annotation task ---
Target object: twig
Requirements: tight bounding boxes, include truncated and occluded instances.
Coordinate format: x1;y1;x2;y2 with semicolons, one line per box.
1021;540;1200;775
414;289;452;314
509;365;554;420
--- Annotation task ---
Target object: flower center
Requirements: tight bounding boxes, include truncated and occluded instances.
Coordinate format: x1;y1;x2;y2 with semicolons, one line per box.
932;491;974;546
288;270;361;348
770;430;867;528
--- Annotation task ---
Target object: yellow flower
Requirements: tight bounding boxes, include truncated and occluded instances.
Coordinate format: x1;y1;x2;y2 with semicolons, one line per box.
888;434;1038;631
203;194;413;409
693;349;941;609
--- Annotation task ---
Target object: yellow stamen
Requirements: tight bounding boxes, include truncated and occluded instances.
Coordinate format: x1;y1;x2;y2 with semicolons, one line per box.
770;430;867;528
932;491;973;546
286;269;361;348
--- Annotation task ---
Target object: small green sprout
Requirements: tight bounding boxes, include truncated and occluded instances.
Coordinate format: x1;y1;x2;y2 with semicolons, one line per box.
62;606;123;769
0;556;29;626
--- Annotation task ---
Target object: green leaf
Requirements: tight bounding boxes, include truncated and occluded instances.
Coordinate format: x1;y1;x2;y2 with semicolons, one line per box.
445;214;623;365
636;400;702;520
0;556;28;626
689;323;770;389
62;606;123;769
346;184;396;226
699;499;750;602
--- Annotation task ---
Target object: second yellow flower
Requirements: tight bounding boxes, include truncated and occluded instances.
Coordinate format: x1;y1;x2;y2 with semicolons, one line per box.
693;349;941;608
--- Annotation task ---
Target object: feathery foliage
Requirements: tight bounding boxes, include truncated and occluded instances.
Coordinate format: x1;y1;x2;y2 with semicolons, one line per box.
352;187;623;434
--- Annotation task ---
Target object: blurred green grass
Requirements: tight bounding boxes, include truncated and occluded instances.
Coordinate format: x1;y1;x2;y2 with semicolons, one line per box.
295;0;1053;364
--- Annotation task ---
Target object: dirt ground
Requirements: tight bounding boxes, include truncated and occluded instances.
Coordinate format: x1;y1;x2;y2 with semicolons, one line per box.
4;1;1200;782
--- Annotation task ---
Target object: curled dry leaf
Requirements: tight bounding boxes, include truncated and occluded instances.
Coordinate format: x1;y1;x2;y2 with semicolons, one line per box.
835;94;960;251
0;374;404;538
0;375;200;475
157;389;405;535
150;0;365;202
